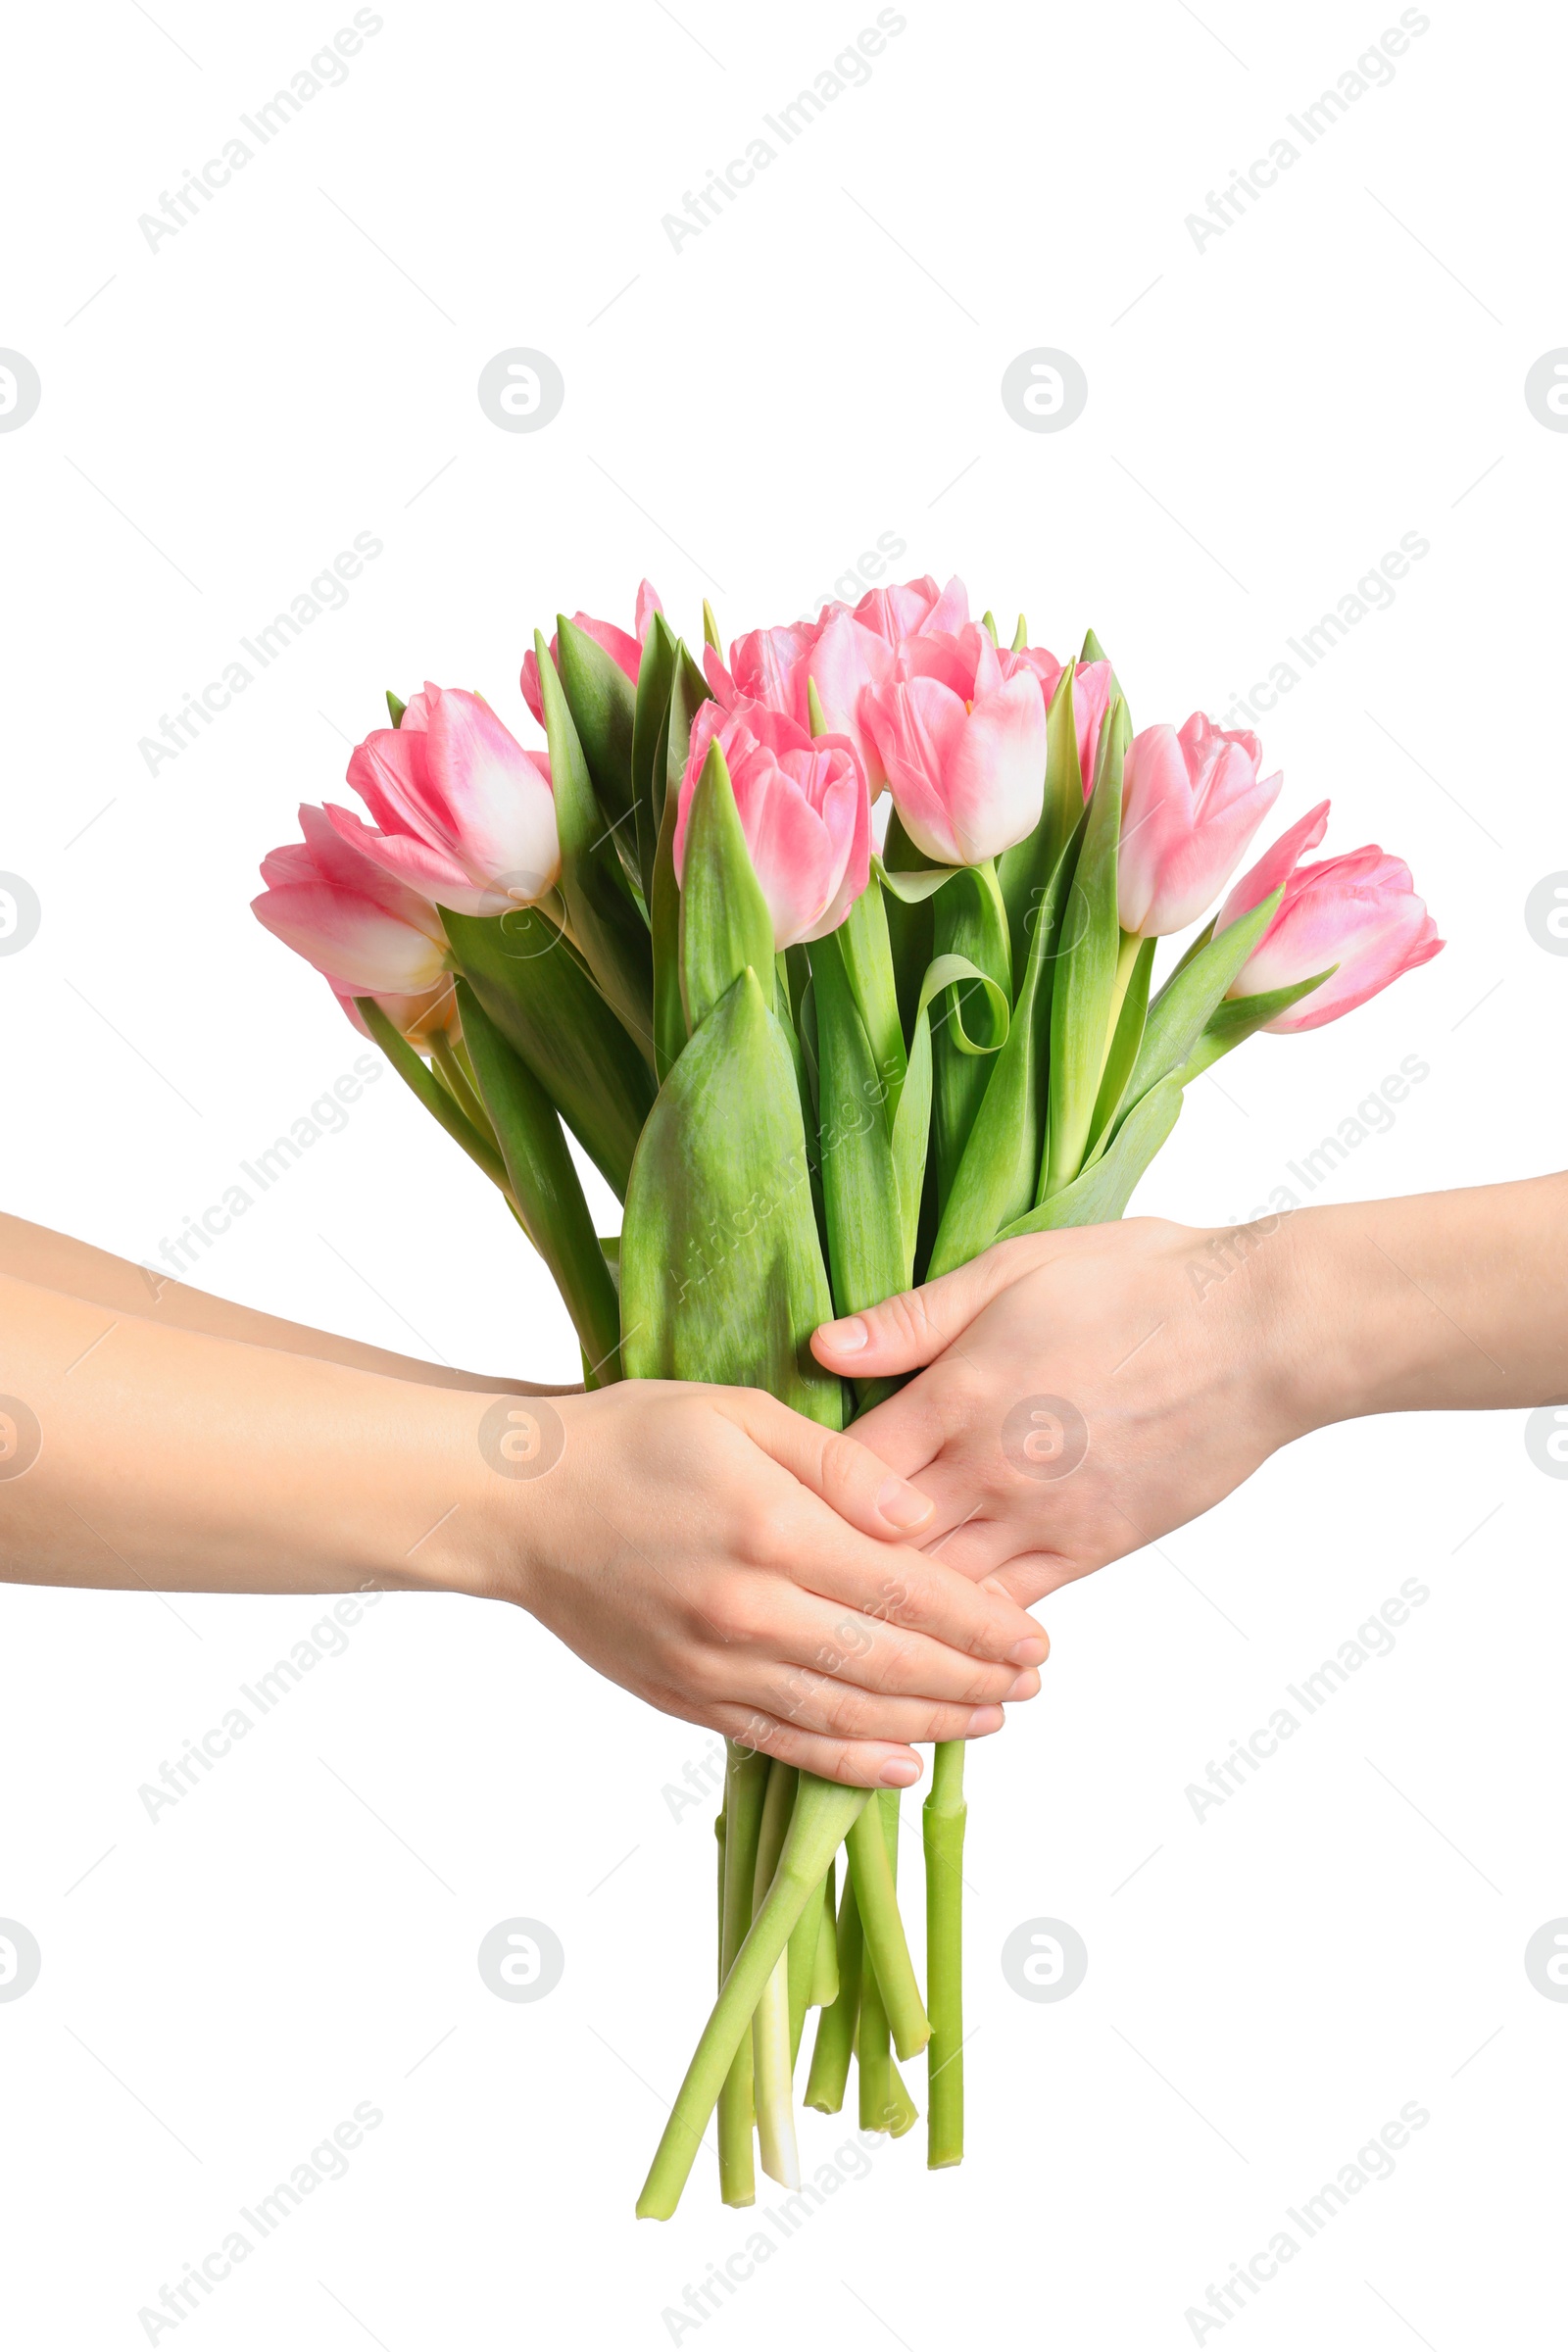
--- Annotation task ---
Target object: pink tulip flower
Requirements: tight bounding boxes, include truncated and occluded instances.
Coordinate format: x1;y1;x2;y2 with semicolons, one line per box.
1214;801;1331;930
860;623;1048;865
1225;844;1445;1030
1117;713;1283;936
705;612;896;792
253;805;450;1004
827;573;969;646
705;620;823;712
674;697;870;949
521;579;662;729
337;684;561;918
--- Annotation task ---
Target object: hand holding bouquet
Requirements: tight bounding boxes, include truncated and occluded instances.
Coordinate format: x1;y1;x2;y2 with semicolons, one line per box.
254;568;1441;2216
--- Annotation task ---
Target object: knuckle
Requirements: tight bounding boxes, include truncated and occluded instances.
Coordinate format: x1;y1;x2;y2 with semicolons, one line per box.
886;1286;938;1351
726;1706;783;1760
694;1579;770;1649
745;1492;802;1569
877;1629;923;1688
838;1688;893;1739
887;1578;938;1637
822;1610;874;1669
817;1431;867;1510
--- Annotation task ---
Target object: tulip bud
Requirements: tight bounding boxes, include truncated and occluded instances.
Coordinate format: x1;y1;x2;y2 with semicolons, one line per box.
823;572;969;645
861;623;1047;866
673;698;870;949
1226;844;1445;1030
338;684;561;918
253;806;449;1002
1117;713;1283;936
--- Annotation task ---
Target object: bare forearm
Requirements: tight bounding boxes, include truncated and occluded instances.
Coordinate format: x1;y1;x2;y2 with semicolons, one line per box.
0;1269;489;1596
0;1268;1043;1788
0;1211;566;1394
1281;1174;1568;1426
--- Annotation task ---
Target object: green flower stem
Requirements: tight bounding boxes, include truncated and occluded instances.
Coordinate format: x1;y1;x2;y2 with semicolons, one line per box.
931;859;1012;1212
637;1777;869;2220
804;1873;861;2113
787;1871;826;2068
751;1761;801;2191
357;999;512;1198
430;1030;492;1139
887;2059;919;2138
1100;930;1145;1087
716;1743;769;2208
857;1792;911;2133
847;1797;929;2063
923;1740;966;2169
752;1760;797;1905
808;1860;839;2008
858;1948;893;2132
753;1947;799;2190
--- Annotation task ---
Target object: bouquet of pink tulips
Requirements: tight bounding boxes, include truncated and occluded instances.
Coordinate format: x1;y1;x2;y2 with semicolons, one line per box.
254;570;1442;2217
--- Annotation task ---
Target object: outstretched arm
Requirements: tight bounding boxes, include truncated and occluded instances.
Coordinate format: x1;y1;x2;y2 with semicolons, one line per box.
0;1228;1045;1787
816;1175;1568;1606
0;1208;546;1392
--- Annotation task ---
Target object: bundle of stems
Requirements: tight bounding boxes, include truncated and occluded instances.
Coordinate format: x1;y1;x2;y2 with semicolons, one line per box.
638;1748;935;2217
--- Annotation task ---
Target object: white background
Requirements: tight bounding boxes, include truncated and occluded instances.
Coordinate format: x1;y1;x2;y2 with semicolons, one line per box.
2;0;1565;2343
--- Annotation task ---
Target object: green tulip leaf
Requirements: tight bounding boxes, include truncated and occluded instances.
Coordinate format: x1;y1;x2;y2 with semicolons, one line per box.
810;926;906;1320
927;813;1084;1280
1041;696;1130;1199
879;807;936;1053
998;658;1081;986
650;755;685;1084
632;615;678;909
1002;1074;1183;1242
664;644;710;817
620;968;842;1428
679;739;774;1035
836;876;906;1127
533;630;656;1071
556;614;637;828
441;904;656;1201
1086;932;1156;1158
457;981;622;1383
931;860;1011;1211
1122;888;1284;1118
876;861;963;906
890;953;1007;1282
1080;624;1124;717
1180;967;1336;1080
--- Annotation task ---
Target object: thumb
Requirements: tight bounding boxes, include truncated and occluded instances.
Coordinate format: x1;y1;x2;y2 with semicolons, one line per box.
810;1242;1028;1377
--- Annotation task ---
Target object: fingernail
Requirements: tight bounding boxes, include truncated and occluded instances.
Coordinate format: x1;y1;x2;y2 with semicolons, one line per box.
876;1475;933;1531
879;1755;920;1787
1005;1669;1040;1701
821;1314;868;1353
1007;1637;1047;1666
966;1706;1004;1736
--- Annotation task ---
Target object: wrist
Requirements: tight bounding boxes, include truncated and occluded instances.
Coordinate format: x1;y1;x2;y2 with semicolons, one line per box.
1265;1202;1407;1434
1175;1210;1316;1448
369;1382;549;1608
